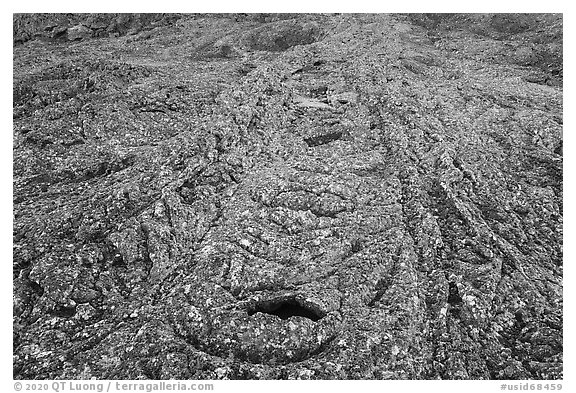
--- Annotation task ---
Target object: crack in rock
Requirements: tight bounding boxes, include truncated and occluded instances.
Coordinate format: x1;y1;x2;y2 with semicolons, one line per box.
13;13;562;380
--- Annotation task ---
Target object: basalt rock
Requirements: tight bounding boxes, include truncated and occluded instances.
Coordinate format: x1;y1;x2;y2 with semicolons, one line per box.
13;13;562;380
66;24;93;41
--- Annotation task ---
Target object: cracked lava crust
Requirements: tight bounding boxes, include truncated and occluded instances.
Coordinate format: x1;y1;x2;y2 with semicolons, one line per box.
13;13;562;379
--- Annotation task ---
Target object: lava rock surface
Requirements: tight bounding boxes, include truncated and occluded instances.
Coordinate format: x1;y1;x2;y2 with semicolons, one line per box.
13;13;562;380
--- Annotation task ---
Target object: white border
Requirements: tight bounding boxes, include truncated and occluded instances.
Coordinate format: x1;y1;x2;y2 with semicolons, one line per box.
3;3;571;390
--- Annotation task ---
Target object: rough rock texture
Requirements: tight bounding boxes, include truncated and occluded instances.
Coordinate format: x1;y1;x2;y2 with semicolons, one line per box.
13;13;562;380
13;14;182;44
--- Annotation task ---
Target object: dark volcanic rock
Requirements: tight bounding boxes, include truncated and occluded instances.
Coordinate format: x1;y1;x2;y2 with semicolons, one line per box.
66;25;93;41
240;17;326;52
13;13;181;44
13;13;562;380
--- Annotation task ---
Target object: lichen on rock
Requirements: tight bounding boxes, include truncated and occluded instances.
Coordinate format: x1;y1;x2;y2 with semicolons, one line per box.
13;13;562;380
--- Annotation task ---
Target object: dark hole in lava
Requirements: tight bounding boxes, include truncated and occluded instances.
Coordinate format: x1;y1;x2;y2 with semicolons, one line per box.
447;281;463;305
304;131;343;147
247;298;324;322
50;305;77;318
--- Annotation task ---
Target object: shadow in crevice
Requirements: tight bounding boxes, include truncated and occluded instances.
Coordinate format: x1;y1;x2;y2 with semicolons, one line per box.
304;131;343;147
247;298;324;322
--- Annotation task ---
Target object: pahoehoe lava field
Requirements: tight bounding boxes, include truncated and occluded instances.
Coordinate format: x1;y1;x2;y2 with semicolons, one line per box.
13;13;563;379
